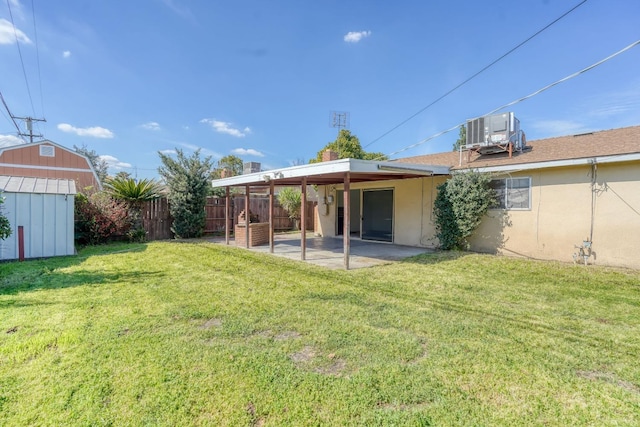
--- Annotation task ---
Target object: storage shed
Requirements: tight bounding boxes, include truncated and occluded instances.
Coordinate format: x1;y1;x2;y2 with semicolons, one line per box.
0;175;76;261
0;140;102;191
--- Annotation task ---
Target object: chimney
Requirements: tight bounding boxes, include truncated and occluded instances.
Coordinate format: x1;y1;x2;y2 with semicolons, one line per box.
322;149;339;162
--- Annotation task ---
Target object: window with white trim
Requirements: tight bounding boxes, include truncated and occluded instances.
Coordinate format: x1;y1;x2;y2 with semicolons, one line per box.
489;177;531;210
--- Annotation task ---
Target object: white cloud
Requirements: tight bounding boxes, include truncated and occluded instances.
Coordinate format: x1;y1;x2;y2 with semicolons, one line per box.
0;18;32;45
62;50;71;58
200;118;251;138
585;85;640;119
344;30;371;43
530;120;589;137
141;121;161;131
178;142;222;158
231;148;264;157
57;123;114;138
160;149;177;155
0;134;25;148
99;154;131;170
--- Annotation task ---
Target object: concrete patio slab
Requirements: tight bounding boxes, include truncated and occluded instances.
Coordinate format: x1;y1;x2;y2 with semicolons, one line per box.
207;233;433;270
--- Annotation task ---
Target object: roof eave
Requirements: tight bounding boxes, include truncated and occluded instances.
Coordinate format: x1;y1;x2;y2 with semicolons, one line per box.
211;158;450;188
455;152;640;173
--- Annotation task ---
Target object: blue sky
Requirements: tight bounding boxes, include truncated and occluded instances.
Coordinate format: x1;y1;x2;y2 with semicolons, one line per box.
1;0;639;180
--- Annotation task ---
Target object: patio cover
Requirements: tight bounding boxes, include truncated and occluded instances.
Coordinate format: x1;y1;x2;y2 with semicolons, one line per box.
211;158;450;269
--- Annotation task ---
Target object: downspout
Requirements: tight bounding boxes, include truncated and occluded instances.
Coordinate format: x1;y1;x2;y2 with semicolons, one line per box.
589;160;597;243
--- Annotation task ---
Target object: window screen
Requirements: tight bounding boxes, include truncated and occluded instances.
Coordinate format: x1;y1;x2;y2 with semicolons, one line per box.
490;177;531;210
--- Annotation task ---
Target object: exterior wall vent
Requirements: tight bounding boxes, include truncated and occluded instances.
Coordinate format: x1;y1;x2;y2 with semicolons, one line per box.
39;145;55;157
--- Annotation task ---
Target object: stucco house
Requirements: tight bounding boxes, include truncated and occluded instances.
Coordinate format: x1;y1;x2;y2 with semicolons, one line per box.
211;124;640;270
0;140;102;191
393;125;640;269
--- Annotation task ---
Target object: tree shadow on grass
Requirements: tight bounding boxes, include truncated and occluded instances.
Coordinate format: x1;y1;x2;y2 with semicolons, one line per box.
401;250;476;266
0;268;164;300
0;243;152;296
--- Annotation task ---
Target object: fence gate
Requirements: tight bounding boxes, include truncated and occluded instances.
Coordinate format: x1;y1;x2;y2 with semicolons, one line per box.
142;198;173;240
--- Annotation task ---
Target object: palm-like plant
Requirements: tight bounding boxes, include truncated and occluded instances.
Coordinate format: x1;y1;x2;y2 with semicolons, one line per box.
104;177;162;240
277;187;302;230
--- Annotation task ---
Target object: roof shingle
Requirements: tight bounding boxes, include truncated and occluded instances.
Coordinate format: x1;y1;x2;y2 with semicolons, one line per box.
397;125;640;170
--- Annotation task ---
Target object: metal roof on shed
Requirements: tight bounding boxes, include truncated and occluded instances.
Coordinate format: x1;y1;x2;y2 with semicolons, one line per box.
0;175;77;195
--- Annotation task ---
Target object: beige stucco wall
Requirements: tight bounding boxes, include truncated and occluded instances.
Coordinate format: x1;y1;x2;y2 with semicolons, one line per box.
469;160;640;269
315;160;639;269
314;176;448;248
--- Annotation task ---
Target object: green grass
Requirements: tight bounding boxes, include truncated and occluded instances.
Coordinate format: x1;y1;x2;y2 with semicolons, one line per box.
1;241;639;426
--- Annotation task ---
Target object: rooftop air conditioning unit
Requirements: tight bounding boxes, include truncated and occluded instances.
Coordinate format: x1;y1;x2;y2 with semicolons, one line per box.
243;162;261;174
465;112;525;154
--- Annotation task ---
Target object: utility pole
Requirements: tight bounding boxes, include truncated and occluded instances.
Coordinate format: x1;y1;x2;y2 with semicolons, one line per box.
15;116;46;143
0;91;46;143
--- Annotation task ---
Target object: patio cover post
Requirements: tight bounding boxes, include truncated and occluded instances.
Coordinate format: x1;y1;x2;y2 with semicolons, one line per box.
269;181;275;253
343;172;351;270
225;186;230;245
301;176;307;261
245;185;250;249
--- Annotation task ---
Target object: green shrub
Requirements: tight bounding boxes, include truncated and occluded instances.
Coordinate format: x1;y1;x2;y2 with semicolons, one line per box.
74;192;132;245
433;170;496;250
158;149;213;238
0;193;10;240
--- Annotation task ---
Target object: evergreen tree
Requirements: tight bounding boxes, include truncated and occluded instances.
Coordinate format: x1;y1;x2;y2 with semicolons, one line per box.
74;144;109;184
452;125;467;151
158;149;213;238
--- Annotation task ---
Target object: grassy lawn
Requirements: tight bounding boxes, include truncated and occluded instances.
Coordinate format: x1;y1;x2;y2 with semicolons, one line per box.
1;241;639;426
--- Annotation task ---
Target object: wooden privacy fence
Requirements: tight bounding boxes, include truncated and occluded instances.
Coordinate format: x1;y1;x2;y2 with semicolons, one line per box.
205;196;316;234
142;198;173;240
143;196;316;241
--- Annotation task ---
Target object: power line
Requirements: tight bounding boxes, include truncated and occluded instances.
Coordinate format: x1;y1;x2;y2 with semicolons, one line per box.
363;0;589;149
0;91;25;139
382;39;640;159
30;0;46;123
6;0;37;118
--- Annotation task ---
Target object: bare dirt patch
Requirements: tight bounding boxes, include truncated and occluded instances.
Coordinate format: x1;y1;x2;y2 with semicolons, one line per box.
290;346;348;376
246;401;265;427
200;318;223;329
577;370;640;394
274;331;301;341
314;358;347;376
290;345;316;364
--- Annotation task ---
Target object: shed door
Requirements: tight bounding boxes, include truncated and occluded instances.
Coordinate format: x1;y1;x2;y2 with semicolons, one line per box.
362;189;393;242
